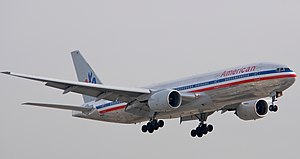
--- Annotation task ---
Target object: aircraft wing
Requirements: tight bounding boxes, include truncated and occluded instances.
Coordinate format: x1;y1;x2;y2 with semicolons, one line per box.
2;72;151;102
22;102;93;112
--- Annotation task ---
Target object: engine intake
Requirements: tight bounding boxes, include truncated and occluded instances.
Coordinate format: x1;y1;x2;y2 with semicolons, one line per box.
148;89;182;112
236;99;269;120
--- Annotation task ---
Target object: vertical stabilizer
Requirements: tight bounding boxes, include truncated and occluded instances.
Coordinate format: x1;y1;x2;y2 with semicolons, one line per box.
71;50;102;103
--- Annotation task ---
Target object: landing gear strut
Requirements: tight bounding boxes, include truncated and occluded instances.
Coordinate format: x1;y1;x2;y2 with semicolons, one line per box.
191;113;214;138
269;92;282;112
141;119;164;133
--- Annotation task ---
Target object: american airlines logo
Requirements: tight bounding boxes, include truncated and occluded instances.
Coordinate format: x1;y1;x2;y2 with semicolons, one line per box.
220;66;256;77
84;72;97;84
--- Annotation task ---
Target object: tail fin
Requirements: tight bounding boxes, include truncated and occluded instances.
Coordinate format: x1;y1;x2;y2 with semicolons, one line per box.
71;50;102;103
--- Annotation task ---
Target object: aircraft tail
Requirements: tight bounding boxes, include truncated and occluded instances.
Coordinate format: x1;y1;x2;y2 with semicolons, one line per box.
71;50;102;103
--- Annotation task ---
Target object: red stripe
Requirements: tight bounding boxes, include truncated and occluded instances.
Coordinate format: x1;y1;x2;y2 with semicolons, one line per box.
99;73;296;114
99;105;126;114
191;74;296;93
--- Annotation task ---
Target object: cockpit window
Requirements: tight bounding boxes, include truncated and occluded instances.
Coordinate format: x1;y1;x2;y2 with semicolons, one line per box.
276;67;290;72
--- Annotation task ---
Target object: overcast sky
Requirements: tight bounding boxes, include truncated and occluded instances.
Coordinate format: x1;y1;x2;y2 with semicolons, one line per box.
1;0;299;158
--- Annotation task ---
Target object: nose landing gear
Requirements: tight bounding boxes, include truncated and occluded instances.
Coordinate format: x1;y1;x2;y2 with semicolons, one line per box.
269;92;282;112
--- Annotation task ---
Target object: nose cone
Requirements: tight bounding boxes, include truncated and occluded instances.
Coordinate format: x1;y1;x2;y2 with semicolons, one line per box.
291;68;297;78
288;70;297;86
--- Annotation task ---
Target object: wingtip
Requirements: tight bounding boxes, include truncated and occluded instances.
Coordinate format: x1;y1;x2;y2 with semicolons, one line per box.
1;71;11;75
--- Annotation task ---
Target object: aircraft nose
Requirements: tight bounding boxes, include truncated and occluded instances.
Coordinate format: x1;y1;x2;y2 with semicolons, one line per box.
291;71;297;84
292;71;297;78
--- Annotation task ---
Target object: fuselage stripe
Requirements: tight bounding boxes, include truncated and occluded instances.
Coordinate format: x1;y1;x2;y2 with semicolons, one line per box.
99;105;126;114
191;73;296;93
175;69;294;91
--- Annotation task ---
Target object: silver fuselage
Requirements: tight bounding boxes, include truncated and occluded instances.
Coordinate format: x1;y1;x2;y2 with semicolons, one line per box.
75;62;296;124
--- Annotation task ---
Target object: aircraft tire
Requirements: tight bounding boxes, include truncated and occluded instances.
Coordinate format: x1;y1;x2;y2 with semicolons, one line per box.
273;105;278;112
191;129;197;137
196;130;203;138
203;128;208;135
142;125;148;133
147;122;153;130
158;120;164;128
151;119;158;126
148;127;154;133
207;124;213;132
269;105;274;111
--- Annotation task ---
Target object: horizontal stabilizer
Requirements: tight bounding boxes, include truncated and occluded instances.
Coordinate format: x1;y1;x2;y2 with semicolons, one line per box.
22;102;93;112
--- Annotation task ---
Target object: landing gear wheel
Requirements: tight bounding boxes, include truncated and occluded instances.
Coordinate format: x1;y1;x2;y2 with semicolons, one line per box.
151;119;158;126
269;105;278;112
191;113;214;138
195;126;203;137
273;105;278;112
200;124;208;135
148;127;154;133
191;129;197;137
141;119;165;134
207;124;213;132
269;92;279;112
269;105;274;111
147;122;153;131
196;126;201;132
142;125;147;133
202;128;208;135
196;129;203;138
158;120;164;128
191;123;214;138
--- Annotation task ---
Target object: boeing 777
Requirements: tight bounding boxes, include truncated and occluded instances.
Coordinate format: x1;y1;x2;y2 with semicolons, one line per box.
2;51;296;138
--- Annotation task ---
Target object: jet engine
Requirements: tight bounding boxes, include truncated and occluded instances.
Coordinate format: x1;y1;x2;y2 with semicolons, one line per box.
148;89;182;112
236;99;269;120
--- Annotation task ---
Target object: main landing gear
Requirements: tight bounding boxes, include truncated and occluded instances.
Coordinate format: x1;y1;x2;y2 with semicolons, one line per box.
190;113;214;138
269;92;282;112
190;123;213;138
141;119;164;133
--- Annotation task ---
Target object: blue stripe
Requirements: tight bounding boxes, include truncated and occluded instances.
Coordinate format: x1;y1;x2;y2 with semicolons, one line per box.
95;101;122;109
174;69;293;91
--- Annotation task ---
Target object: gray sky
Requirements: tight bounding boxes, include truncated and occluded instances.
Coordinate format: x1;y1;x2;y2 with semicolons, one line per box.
1;0;299;158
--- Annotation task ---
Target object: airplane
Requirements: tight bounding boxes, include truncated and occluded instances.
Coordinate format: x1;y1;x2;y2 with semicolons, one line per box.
1;51;296;138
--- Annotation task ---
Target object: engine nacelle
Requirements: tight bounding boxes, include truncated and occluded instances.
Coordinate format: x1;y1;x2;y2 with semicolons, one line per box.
148;89;182;112
236;99;269;120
